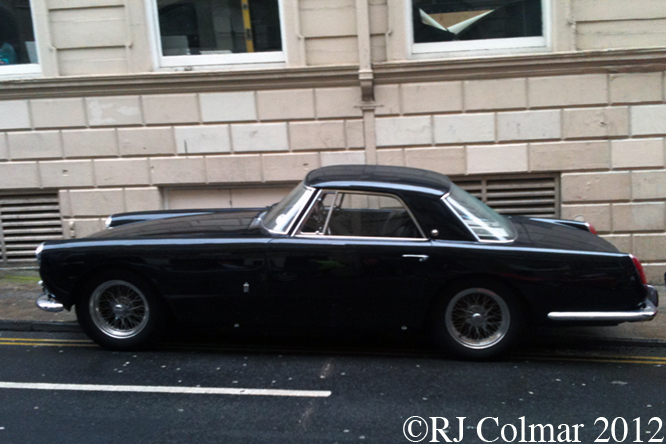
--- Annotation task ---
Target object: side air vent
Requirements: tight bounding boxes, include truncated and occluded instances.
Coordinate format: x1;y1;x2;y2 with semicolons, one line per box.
0;194;64;265
453;175;559;218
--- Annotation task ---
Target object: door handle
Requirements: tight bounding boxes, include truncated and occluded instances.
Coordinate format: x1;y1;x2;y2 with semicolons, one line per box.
402;254;429;262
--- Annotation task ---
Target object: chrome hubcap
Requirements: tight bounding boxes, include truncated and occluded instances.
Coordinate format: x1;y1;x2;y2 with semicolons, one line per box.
469;311;485;328
89;280;149;339
445;288;510;350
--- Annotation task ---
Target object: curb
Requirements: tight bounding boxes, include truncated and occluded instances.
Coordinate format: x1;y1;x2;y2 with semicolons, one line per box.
0;320;82;333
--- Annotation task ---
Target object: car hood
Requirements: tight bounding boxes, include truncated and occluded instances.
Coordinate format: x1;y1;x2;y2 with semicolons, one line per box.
509;217;619;253
89;208;265;239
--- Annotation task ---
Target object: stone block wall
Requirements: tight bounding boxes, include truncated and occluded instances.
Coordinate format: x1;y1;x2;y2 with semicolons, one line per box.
0;86;366;238
365;72;666;282
2;70;666;281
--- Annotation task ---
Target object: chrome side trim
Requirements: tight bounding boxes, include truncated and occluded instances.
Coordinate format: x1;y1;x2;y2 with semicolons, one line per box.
294;234;429;242
548;300;657;323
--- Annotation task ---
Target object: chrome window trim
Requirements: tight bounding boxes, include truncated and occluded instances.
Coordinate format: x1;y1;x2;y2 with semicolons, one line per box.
441;196;516;244
294;234;430;242
292;189;427;240
289;188;325;236
263;185;317;235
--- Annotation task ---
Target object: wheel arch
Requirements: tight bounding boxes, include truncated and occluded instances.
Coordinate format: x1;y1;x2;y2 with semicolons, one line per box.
426;273;534;326
70;264;170;316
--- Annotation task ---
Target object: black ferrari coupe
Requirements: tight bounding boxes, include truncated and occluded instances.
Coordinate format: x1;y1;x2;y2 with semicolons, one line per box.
36;165;658;359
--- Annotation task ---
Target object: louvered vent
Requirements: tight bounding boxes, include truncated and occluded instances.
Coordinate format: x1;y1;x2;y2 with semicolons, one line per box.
453;175;559;218
0;194;64;265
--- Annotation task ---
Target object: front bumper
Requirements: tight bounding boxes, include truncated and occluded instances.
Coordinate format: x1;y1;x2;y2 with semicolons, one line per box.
548;285;658;323
35;280;64;313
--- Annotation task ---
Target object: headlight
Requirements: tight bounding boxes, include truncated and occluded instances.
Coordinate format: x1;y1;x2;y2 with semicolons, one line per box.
105;216;113;228
35;242;45;263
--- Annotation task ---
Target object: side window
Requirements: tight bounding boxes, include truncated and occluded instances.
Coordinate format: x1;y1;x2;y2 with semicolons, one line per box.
300;191;423;239
300;191;336;234
151;0;284;67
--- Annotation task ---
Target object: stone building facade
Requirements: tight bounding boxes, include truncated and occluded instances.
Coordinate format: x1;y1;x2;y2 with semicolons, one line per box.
1;0;666;282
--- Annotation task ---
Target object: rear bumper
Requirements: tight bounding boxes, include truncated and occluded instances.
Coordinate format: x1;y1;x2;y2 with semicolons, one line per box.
548;285;658;323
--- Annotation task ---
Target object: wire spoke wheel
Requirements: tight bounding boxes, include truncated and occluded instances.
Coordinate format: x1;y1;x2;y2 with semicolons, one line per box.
89;280;150;339
445;287;511;350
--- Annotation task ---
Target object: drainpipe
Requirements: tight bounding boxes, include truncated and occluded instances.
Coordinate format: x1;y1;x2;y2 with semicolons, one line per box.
356;0;377;164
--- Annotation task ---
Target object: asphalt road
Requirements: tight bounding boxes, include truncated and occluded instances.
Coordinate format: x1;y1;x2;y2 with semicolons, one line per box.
0;331;665;444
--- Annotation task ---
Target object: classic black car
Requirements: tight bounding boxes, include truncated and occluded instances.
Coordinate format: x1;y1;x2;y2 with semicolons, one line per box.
36;165;658;359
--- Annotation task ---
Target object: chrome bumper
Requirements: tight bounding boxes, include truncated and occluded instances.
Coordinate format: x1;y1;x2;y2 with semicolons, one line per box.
548;286;658;323
36;294;65;313
35;280;64;313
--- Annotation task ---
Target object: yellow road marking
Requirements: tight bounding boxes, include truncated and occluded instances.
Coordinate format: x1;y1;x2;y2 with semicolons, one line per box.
0;337;91;343
516;353;666;365
0;341;97;347
0;338;664;365
0;337;94;347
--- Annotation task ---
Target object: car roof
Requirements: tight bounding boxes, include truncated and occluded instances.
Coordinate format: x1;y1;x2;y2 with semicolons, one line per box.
304;165;453;197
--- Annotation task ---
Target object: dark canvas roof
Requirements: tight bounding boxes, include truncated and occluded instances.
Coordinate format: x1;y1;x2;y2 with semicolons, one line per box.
304;165;453;196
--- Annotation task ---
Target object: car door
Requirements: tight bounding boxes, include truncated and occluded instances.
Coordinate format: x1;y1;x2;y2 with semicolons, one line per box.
150;238;271;328
265;189;433;332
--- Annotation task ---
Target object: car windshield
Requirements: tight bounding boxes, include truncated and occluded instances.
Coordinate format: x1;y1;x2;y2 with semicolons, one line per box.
262;183;314;234
444;184;516;242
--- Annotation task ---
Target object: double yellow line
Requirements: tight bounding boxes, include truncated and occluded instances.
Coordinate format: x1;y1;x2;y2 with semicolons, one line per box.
515;352;666;365
1;338;665;365
0;337;95;347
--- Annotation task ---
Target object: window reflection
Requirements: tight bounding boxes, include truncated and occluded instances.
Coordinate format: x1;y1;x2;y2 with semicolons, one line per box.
0;0;37;66
156;0;282;56
413;0;542;44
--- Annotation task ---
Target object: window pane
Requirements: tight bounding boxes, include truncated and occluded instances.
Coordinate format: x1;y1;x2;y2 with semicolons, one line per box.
262;183;312;233
413;0;542;44
445;184;516;241
300;191;336;234
157;0;282;56
0;0;37;65
326;192;422;238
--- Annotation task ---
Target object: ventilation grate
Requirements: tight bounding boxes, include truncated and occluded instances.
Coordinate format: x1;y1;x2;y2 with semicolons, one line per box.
0;194;64;265
453;175;559;218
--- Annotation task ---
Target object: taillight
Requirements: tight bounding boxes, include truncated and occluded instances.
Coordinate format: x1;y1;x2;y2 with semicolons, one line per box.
630;254;647;285
586;223;597;235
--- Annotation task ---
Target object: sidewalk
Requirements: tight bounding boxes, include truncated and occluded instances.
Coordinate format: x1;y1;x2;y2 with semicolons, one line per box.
0;270;78;332
1;270;665;344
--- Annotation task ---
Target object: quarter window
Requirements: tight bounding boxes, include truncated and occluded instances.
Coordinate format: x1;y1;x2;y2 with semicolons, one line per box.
300;191;424;239
410;0;548;55
151;0;284;67
0;0;40;76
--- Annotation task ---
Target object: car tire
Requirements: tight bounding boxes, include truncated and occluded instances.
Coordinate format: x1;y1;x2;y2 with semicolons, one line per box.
75;271;166;351
432;281;522;360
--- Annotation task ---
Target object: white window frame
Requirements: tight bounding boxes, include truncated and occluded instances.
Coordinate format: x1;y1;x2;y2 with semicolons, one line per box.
145;0;287;70
407;0;551;58
0;1;42;79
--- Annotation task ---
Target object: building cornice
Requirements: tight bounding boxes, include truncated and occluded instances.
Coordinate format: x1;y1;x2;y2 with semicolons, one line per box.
1;48;665;99
0;65;361;100
374;48;666;83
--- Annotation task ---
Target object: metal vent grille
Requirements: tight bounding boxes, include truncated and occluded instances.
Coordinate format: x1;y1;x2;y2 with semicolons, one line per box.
0;194;64;265
453;174;559;218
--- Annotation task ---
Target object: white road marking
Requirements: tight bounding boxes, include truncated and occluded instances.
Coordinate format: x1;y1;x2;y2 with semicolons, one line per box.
0;382;330;398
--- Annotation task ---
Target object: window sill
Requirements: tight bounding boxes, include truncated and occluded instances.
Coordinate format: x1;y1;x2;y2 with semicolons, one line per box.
157;51;286;69
0;64;41;80
411;37;549;60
